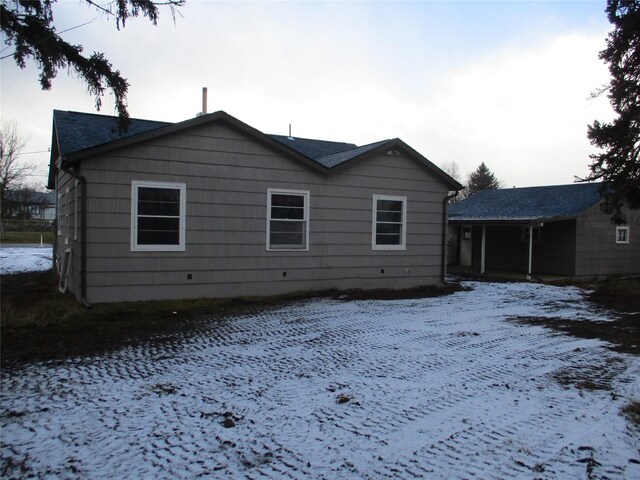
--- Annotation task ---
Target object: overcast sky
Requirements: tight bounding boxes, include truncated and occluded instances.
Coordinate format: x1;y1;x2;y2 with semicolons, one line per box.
1;0;614;190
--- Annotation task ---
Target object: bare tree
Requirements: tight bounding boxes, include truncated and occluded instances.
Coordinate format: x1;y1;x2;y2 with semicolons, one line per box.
0;120;34;238
441;160;465;203
441;160;462;183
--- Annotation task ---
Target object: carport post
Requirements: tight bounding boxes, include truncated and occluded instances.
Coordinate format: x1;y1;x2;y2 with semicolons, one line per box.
480;225;486;274
527;225;533;280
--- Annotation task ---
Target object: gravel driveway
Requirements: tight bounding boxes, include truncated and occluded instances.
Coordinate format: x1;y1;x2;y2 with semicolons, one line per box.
2;281;639;479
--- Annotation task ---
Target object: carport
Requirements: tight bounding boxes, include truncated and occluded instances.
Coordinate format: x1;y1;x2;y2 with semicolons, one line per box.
447;183;605;278
452;220;543;279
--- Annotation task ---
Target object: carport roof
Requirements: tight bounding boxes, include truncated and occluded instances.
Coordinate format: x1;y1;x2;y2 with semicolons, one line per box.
449;183;603;224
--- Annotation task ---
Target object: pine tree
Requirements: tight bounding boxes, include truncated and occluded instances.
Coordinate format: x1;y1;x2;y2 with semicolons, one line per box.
587;0;640;224
466;162;501;197
0;0;183;132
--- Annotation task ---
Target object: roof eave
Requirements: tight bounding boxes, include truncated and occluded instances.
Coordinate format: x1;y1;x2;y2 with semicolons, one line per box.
448;213;585;225
46;116;62;190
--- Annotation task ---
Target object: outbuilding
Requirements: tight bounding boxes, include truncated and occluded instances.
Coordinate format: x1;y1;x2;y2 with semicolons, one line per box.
448;183;639;278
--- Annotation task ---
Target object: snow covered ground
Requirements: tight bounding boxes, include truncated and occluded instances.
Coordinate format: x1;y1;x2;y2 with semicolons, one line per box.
1;249;639;478
0;245;53;275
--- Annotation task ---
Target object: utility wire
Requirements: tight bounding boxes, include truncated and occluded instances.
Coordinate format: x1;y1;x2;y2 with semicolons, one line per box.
0;17;98;59
17;149;50;156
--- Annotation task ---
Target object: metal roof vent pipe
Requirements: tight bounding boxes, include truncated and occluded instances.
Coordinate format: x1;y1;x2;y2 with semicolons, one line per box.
197;87;208;117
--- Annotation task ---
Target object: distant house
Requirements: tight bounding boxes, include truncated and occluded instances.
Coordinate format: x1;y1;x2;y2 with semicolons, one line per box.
448;183;640;278
2;190;55;220
47;110;461;304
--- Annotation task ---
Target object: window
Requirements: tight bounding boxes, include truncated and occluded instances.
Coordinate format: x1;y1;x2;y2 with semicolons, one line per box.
131;181;186;251
462;226;472;240
372;194;407;250
616;226;629;244
267;189;309;251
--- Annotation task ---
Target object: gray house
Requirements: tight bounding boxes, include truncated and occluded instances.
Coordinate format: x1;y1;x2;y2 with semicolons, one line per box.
448;183;640;278
48;110;461;304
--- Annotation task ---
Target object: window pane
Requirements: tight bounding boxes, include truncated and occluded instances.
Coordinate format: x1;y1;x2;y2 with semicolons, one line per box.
376;234;401;245
269;220;305;248
270;232;304;247
272;194;304;208
377;200;402;212
139;187;180;203
138;187;180;216
271;206;305;220
138;217;180;245
270;220;303;234
376;210;402;222
139;217;179;231
138;230;180;245
138;200;180;216
376;222;402;235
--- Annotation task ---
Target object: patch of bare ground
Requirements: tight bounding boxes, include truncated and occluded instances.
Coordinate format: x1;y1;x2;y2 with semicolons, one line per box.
1;270;464;365
510;314;640;355
588;277;640;313
511;276;640;354
621;401;640;428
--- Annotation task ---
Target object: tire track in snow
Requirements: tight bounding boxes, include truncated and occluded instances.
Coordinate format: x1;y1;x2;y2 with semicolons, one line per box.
2;282;639;479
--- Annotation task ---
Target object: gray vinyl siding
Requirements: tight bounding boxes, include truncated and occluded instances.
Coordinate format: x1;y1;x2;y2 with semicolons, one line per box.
70;122;449;303
575;204;640;277
532;220;577;276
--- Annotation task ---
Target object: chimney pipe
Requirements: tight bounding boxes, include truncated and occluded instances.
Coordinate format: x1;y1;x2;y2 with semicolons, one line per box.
202;87;208;115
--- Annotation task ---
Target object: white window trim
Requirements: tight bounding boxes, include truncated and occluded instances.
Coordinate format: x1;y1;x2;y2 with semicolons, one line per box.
131;180;186;252
372;194;407;251
616;226;629;244
266;188;310;252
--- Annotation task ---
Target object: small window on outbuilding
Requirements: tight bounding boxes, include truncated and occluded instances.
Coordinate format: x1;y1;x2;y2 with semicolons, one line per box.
616;226;629;244
462;226;472;240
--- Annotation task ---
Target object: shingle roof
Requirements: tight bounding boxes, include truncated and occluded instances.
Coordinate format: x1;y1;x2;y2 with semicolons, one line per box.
449;183;602;223
268;135;356;160
314;140;391;168
50;110;461;191
54;110;170;157
269;135;391;168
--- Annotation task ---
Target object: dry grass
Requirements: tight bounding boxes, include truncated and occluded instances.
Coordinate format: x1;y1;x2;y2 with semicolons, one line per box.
621;401;640;428
1;270;462;364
